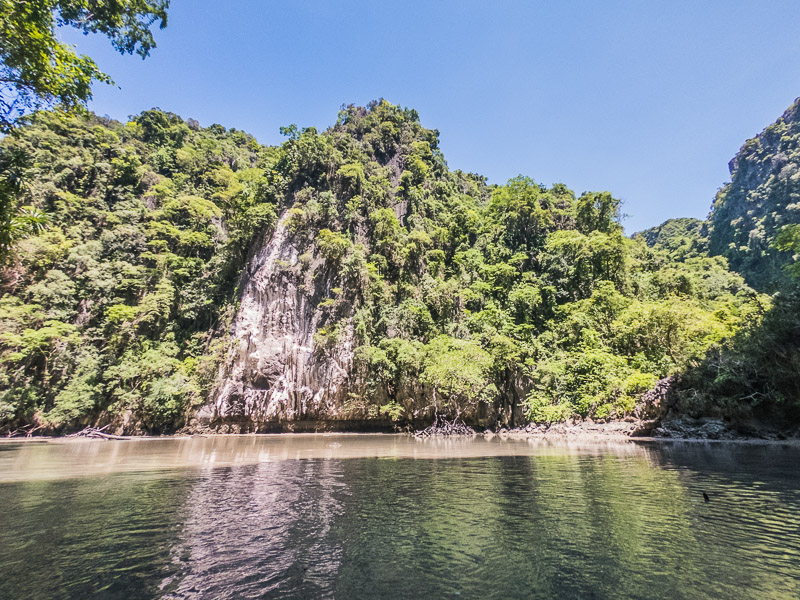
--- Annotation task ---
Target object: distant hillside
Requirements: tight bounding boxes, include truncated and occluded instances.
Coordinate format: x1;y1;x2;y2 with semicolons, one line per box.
634;217;708;260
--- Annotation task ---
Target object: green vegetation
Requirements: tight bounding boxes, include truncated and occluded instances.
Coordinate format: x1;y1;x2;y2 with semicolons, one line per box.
0;0;169;133
637;98;800;426
0;0;171;282
0;147;49;255
674;291;800;423
0;101;775;432
0;109;276;431
634;217;707;260
707;98;800;290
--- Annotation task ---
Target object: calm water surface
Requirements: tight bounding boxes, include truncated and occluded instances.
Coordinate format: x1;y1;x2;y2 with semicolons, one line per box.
0;434;799;599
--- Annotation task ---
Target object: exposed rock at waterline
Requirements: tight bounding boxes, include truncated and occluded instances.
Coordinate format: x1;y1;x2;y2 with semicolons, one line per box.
635;376;678;421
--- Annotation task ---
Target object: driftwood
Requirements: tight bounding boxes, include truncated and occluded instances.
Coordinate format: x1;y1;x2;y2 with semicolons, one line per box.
414;416;476;438
66;425;130;440
5;424;45;438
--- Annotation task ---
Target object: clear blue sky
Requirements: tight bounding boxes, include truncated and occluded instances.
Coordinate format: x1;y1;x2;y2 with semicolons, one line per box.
60;0;800;233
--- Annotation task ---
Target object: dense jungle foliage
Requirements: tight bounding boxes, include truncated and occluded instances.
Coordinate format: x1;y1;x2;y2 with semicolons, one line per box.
638;98;800;424
638;213;800;423
0;100;796;433
0;109;276;431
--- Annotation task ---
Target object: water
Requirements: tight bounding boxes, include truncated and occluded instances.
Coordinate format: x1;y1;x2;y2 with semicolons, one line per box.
0;435;799;599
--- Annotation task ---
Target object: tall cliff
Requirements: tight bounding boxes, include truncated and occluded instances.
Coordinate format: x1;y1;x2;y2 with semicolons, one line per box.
204;101;530;431
210;211;359;428
708;98;800;289
0;102;762;434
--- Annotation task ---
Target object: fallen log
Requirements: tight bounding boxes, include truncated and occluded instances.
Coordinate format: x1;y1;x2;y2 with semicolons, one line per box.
4;424;44;438
66;425;130;440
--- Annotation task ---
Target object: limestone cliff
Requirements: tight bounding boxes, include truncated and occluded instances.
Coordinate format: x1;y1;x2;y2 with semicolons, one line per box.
3;102;750;436
708;97;800;289
207;212;356;430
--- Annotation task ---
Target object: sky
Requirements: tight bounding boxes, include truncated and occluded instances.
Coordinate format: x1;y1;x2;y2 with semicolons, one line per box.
59;0;800;233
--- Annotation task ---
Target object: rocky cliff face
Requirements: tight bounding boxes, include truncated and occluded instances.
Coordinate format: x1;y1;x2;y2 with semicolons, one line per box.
708;98;800;289
198;208;527;432
206;212;357;430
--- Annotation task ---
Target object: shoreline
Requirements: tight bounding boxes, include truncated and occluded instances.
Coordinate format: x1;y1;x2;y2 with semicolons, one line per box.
2;425;799;446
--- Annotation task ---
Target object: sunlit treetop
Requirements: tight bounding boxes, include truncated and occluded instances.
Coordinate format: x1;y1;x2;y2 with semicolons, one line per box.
0;0;169;134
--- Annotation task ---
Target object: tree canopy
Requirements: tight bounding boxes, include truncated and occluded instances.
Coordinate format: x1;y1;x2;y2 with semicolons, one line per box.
0;0;169;133
1;102;781;434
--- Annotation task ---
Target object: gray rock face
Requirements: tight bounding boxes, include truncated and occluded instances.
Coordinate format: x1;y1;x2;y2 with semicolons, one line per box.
211;212;356;429
654;417;737;440
635;376;677;421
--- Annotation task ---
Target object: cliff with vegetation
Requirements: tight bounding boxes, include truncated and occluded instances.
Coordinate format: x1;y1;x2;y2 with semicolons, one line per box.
0;101;795;434
638;99;800;427
707;98;800;289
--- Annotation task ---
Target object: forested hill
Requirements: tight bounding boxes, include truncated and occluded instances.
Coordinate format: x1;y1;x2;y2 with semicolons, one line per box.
0;102;784;434
643;98;800;291
633;217;708;261
638;99;800;425
0;110;278;431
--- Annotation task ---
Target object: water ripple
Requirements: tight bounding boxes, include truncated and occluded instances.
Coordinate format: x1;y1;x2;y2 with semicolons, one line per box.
0;439;798;599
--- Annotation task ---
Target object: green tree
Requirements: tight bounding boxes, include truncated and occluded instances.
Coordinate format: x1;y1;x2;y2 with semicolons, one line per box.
775;224;800;279
420;336;497;416
0;0;169;133
0;1;169;260
0;146;48;258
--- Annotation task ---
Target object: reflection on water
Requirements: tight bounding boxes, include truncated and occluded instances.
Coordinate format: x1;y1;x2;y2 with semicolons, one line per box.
0;434;649;482
158;460;347;599
0;436;799;599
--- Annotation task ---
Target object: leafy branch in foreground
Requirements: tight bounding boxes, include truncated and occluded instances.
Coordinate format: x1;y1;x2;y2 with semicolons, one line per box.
0;0;169;134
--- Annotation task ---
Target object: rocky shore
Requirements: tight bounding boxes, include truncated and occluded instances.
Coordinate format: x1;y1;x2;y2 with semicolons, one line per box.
404;409;800;442
479;416;800;442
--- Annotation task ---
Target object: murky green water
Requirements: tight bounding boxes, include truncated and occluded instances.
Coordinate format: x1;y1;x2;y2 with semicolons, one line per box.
0;435;798;599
